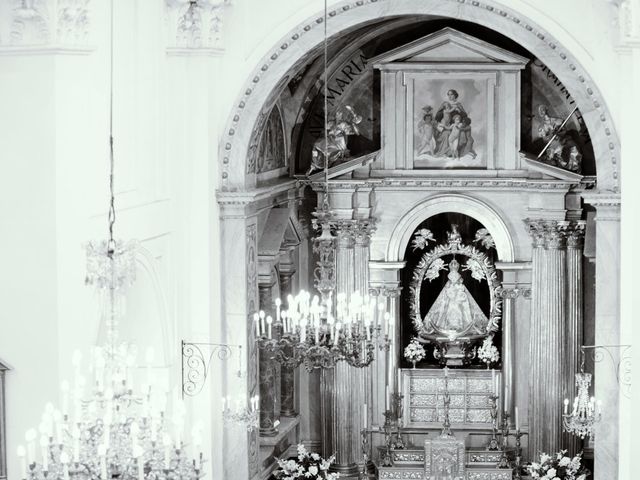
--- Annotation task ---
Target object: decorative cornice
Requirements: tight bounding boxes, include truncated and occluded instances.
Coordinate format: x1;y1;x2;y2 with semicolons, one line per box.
219;0;620;192
311;177;576;191
581;191;621;207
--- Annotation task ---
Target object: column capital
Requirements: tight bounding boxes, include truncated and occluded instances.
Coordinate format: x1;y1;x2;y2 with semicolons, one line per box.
524;219;571;249
353;218;376;246
566;220;586;249
500;286;532;300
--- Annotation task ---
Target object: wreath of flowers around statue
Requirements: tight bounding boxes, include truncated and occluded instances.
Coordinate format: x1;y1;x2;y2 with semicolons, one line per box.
408;226;502;341
274;444;340;480
477;335;500;367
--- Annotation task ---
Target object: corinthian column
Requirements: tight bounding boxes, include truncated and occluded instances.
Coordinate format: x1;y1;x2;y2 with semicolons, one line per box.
279;266;297;417
258;281;278;436
563;221;586;454
525;219;568;458
328;223;360;475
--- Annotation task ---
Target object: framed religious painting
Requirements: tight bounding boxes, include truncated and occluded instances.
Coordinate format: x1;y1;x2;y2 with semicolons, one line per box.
405;72;496;169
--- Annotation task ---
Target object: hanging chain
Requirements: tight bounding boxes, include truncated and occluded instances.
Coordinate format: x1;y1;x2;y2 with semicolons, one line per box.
321;0;330;211
107;0;116;256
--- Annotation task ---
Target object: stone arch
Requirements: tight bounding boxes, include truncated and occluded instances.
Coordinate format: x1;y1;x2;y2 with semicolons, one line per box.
219;0;620;191
386;193;515;263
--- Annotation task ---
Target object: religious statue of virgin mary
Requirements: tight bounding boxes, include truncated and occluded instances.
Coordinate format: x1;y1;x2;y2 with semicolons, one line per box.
423;258;488;336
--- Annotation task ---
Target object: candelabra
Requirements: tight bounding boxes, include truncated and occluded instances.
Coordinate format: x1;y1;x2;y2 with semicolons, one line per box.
255;290;392;370
486;393;500;450
380;411;394;467
391;392;405;449
513;429;526;480
562;372;601;439
359;428;370;480
222;396;260;432
439;368;453;439
496;411;510;468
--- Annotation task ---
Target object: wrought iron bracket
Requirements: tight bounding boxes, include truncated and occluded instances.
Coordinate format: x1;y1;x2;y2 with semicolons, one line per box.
581;344;632;399
181;340;243;398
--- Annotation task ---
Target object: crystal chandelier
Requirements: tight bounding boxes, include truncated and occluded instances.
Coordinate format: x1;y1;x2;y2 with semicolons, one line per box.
562;349;602;439
255;291;391;371
222;396;260;431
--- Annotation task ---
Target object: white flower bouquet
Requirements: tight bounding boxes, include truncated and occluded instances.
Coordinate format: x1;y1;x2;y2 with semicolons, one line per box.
404;338;426;367
527;450;589;480
274;444;340;480
477;336;500;367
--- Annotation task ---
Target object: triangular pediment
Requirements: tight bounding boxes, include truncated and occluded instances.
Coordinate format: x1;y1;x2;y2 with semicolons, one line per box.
520;152;584;182
371;28;528;66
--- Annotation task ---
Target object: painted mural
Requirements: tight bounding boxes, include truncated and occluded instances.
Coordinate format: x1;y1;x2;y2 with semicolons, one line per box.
413;78;487;169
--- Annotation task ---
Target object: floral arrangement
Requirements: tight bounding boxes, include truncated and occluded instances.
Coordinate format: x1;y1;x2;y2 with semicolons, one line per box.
477;336;500;367
404;338;426;365
527;450;589;480
274;444;340;480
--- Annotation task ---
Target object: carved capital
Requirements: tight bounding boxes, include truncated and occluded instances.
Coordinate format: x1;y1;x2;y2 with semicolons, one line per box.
166;0;230;50
524;219;570;249
566;220;586;249
500;287;532;300
4;0;90;47
353;218;376;247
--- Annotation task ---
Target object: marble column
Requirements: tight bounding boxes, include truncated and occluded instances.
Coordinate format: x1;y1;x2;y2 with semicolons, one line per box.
328;224;360;475
500;288;516;419
279;267;297;417
525;220;568;458
259;282;278;436
563;221;586;455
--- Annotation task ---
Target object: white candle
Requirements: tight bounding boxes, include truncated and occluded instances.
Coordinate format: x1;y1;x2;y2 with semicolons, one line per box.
73;426;80;462
563;399;568;415
491;369;496;395
385;385;390;410
163;433;172;468
17;445;27;480
254;313;260;337
60;451;70;480
363;403;368;429
25;429;36;465
275;298;281;324
40;436;49;471
267;316;273;339
259;311;266;336
98;444;107;479
444;367;449;378
383;313;390;336
61;380;70;418
130;421;139;450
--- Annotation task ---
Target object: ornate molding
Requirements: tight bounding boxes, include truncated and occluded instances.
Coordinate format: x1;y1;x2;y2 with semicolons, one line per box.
311;178;577;191
165;0;230;50
500;287;531;300
219;0;620;192
2;0;90;49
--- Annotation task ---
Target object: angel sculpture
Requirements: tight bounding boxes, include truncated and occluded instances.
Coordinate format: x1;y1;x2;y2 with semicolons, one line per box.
306;105;363;176
412;228;435;251
473;228;495;250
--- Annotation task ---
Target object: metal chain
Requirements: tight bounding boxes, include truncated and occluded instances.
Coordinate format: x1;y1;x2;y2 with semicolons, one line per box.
107;0;116;254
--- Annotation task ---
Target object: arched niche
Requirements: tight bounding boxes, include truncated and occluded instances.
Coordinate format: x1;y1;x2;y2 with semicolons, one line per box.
386;194;515;263
219;0;620;191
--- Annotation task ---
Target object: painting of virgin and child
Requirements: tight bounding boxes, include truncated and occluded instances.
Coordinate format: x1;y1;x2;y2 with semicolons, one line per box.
414;83;486;168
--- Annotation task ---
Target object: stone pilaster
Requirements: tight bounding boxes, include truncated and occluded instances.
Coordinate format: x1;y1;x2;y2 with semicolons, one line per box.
258;282;278;437
525;219;568;458
582;194;621;480
279;267;297;417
